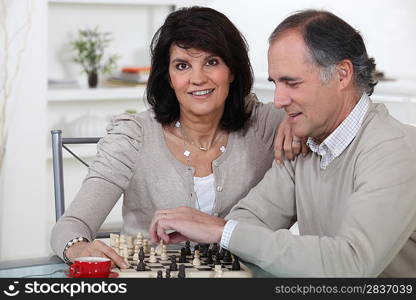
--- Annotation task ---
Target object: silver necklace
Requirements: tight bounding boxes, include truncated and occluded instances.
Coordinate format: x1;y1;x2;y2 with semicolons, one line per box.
175;121;226;159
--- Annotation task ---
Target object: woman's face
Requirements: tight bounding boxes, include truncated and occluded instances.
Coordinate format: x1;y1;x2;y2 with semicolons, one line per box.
168;44;234;120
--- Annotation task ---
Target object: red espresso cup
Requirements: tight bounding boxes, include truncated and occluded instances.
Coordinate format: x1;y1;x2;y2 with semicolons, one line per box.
69;257;111;278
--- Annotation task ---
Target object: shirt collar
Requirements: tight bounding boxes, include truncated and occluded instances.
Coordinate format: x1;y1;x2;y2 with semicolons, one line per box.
307;93;370;163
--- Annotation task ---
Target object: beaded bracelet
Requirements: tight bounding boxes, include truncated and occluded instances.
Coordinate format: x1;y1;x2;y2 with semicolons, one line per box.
62;237;89;265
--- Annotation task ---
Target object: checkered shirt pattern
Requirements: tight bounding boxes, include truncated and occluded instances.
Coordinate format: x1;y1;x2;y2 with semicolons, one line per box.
307;93;370;169
220;219;238;249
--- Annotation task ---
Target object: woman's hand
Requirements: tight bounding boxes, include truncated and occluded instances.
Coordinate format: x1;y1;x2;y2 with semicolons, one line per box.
274;115;309;163
65;239;129;269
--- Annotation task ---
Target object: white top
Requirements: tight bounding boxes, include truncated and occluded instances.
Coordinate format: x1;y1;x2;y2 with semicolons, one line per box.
193;173;216;215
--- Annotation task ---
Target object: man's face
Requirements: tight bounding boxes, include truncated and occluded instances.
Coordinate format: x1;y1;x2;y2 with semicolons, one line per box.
268;30;346;142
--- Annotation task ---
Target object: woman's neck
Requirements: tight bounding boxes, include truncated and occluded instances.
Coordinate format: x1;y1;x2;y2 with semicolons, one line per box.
179;114;223;150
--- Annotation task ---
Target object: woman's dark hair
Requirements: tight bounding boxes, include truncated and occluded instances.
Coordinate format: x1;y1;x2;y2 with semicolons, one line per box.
146;6;253;132
269;10;377;95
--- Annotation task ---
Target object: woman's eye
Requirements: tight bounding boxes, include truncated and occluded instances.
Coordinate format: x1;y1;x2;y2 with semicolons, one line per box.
206;59;218;66
176;63;188;70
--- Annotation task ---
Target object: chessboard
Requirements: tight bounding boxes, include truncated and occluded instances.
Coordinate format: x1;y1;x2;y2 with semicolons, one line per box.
109;233;252;278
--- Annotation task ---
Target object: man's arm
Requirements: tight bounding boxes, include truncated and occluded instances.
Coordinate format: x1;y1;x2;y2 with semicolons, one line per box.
227;138;416;277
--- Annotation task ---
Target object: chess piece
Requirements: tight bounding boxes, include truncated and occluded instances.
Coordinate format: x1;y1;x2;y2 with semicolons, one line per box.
214;264;223;278
177;264;186;278
160;245;168;261
143;239;149;254
157;270;163;278
201;244;209;258
192;250;201;266
185;241;192;255
223;250;232;263
179;247;187;263
136;257;146;271
155;240;164;255
149;247;157;263
231;255;241;271
132;245;139;262
211;243;219;254
165;269;171;278
214;251;221;265
169;255;178;271
206;249;213;265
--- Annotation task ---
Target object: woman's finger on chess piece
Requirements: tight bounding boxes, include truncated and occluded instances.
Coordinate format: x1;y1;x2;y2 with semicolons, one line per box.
66;239;129;269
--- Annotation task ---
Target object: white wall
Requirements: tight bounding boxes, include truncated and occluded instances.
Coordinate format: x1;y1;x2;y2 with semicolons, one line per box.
208;0;416;81
0;0;48;260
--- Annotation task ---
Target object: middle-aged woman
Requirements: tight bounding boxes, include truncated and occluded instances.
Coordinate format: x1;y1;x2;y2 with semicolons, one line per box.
51;6;303;268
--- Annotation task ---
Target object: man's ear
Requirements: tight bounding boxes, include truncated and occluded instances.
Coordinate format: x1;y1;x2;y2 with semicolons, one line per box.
336;59;354;90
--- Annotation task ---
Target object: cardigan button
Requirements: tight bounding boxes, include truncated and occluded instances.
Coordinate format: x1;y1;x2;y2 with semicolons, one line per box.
216;186;223;192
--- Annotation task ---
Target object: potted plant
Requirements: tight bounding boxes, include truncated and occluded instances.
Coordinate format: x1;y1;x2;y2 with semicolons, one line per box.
71;27;119;88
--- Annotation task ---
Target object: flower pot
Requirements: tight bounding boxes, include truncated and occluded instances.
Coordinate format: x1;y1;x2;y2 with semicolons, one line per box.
88;71;98;88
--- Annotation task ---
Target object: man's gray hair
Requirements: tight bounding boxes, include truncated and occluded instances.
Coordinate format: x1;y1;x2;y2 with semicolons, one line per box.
269;10;377;95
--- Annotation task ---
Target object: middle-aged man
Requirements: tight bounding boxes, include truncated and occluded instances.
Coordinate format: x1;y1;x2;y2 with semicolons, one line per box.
149;10;416;277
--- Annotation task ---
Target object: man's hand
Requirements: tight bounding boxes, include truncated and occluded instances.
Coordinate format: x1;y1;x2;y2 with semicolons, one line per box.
149;207;226;245
274;115;309;163
65;240;129;269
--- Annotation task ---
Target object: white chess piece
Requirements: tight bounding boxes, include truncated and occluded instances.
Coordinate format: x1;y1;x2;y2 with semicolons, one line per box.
214;264;223;278
160;245;168;261
155;240;164;255
143;239;149;254
192;250;201;266
149;247;157;263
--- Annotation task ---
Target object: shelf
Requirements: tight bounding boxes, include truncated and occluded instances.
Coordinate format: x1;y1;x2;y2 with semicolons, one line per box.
48;0;211;6
47;86;146;102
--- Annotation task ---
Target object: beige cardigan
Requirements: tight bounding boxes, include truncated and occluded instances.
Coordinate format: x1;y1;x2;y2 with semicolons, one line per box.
226;103;416;277
51;94;285;259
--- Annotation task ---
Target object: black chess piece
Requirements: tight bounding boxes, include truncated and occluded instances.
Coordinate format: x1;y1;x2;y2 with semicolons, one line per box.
206;249;213;265
185;241;192;255
219;248;224;260
179;247;187;263
214;251;221;265
170;255;178;271
138;246;145;261
231;255;241;271
157;270;163;278
165;269;171;278
211;243;219;254
223;250;232;263
201;244;209;258
177;264;186;278
136;257;146;271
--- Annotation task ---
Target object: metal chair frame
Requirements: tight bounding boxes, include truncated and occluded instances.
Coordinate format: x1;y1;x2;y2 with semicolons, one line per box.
51;130;112;238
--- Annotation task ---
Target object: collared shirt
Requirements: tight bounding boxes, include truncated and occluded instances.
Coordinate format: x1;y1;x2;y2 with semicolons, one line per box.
307;93;370;169
220;93;371;249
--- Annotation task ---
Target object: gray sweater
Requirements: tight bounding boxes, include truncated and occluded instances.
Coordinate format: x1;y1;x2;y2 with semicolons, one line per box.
51;94;284;259
226;102;416;277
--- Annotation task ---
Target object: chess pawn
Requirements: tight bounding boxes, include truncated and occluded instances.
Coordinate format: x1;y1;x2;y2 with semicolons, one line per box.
136;232;144;242
149;247;157;263
214;264;223;278
192;250;201;266
126;236;134;248
160;245;168;261
132;245;139;262
155;240;164;255
156;270;163;278
143;239;149;254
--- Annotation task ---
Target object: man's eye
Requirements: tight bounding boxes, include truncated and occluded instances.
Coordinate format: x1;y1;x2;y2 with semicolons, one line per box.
287;82;300;88
176;63;188;70
206;59;218;66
